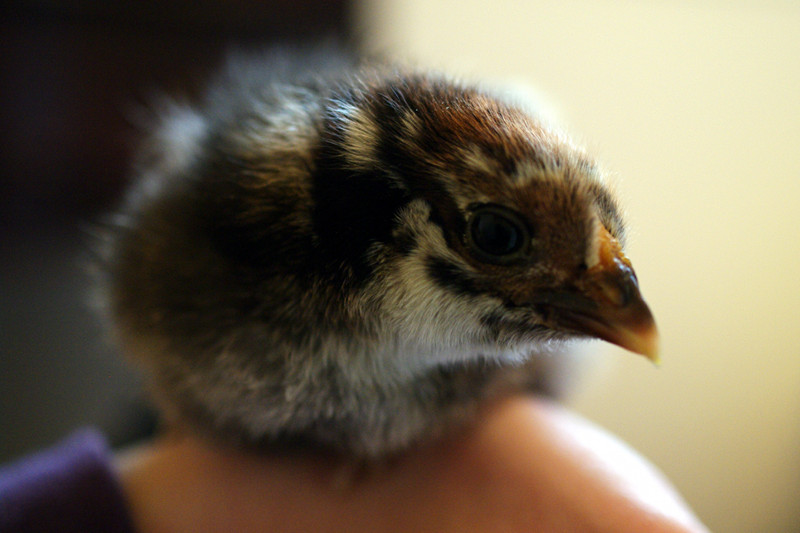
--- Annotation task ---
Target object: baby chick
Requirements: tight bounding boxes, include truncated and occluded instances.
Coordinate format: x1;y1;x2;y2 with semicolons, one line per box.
102;51;657;458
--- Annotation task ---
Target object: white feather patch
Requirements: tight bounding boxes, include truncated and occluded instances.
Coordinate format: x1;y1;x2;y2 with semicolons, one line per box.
332;100;381;170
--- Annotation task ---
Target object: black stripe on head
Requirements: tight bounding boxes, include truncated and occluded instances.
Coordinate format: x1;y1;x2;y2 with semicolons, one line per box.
425;255;481;297
311;110;411;283
366;78;467;249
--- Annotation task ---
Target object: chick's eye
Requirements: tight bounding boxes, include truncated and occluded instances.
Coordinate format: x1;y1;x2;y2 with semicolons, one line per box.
467;205;529;261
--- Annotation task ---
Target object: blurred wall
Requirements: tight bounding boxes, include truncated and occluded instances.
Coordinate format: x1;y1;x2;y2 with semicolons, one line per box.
356;1;800;531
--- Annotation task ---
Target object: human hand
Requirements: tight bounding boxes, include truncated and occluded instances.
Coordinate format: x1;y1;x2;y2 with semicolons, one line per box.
118;396;708;533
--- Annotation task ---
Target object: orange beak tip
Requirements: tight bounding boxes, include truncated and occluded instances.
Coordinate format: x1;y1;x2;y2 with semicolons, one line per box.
628;323;660;365
642;340;661;366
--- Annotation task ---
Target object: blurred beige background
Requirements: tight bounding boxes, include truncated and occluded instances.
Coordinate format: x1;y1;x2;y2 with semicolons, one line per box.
357;1;800;531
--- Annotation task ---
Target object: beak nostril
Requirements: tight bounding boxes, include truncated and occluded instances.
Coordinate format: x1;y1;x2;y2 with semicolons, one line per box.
599;280;627;307
594;255;640;308
614;264;639;307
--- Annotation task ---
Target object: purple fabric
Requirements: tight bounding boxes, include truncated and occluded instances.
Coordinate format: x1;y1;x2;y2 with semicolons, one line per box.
0;429;136;533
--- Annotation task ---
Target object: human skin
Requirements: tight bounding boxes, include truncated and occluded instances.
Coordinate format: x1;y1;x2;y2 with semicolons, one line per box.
117;396;709;533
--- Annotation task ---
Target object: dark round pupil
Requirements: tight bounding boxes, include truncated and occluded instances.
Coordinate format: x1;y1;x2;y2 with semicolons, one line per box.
472;212;520;256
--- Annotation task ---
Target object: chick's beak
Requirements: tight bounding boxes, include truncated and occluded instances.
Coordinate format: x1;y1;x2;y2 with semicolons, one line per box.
537;228;659;363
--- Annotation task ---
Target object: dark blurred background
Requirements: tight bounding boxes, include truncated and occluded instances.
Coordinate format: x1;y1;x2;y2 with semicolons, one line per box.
1;0;352;462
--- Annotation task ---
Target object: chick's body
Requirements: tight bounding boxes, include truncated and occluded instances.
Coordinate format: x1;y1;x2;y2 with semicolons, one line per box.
105;52;656;458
